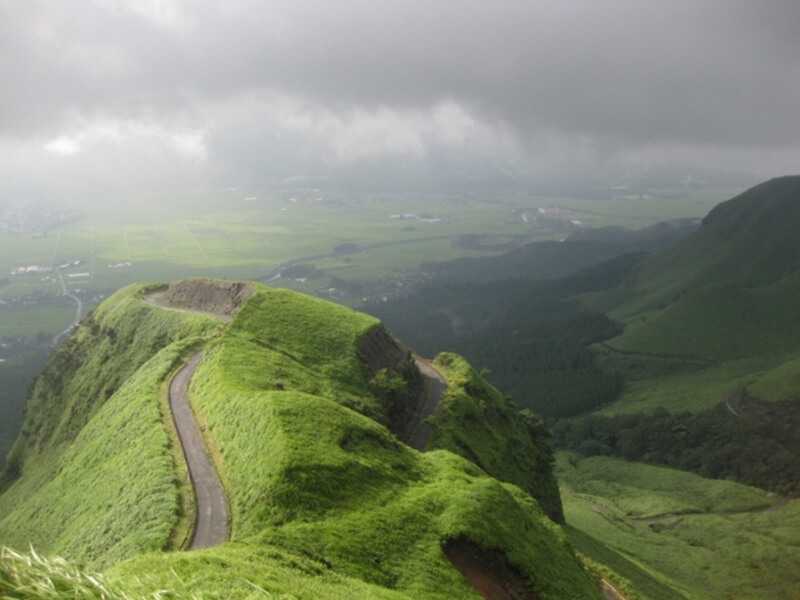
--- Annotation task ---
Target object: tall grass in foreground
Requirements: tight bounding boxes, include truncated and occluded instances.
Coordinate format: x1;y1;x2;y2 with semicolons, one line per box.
0;546;192;600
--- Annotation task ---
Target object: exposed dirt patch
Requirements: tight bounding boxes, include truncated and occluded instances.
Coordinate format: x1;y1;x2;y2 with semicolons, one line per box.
161;278;254;316
443;537;539;600
358;325;413;375
407;359;447;452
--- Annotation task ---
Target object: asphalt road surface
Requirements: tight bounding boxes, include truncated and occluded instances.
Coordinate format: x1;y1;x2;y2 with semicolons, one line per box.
169;352;229;549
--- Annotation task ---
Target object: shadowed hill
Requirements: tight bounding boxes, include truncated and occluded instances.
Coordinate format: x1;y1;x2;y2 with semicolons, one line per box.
592;176;800;360
599;175;800;320
420;218;698;285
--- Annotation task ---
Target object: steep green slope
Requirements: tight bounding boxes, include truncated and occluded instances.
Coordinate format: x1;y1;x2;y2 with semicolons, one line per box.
0;284;224;569
606;271;800;360
428;352;564;522
598;175;800;320
3;284;224;476
0;280;602;599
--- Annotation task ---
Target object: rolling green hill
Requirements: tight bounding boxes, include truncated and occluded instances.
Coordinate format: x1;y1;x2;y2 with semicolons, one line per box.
593;175;800;321
0;279;601;599
606;271;800;361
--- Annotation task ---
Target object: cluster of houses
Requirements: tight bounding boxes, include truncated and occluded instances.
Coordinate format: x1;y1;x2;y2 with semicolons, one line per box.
10;260;83;276
0;206;84;237
389;213;445;224
10;265;52;275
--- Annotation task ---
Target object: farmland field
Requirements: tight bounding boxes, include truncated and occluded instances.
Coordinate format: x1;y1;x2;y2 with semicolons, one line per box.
0;186;730;342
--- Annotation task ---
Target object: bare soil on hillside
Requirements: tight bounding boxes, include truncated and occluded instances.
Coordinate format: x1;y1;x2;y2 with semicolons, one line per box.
443;537;539;600
143;279;254;321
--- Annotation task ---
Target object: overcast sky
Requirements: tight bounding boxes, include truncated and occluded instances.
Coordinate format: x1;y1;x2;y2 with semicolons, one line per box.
2;0;799;200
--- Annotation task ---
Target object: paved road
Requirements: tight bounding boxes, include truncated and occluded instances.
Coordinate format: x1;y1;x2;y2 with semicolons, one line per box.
408;359;447;451
169;352;229;549
601;579;626;600
53;270;83;345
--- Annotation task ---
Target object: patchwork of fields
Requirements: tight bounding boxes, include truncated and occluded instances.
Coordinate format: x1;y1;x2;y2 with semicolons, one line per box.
0;187;727;342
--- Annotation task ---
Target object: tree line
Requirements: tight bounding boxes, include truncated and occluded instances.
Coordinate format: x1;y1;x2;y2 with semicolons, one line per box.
552;400;800;495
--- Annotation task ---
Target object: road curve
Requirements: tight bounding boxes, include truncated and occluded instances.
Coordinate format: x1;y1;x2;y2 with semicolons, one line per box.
408;359;447;451
601;578;627;600
53;270;83;345
169;351;229;549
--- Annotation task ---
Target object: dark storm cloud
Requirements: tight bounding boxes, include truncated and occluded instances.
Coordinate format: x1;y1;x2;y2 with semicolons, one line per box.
2;0;799;193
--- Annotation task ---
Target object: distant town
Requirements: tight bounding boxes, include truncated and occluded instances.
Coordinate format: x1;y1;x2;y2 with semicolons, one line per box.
0;203;83;238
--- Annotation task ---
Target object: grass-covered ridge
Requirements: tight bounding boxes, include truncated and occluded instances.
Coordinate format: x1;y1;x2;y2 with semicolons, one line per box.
592;175;800;322
428;352;564;523
4;283;224;473
175;284;600;598
0;280;602;599
0;283;225;569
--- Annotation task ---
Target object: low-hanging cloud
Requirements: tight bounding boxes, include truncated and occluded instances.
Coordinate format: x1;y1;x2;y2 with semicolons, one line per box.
3;0;799;198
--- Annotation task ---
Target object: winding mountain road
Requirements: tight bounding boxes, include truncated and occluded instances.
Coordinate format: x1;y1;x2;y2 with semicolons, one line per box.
53;270;83;345
148;288;444;553
169;351;229;549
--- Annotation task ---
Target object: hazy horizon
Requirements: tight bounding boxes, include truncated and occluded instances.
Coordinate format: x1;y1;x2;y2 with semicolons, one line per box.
3;1;800;204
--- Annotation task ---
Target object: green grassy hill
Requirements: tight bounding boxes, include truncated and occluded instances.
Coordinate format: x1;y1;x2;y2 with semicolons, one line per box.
0;283;225;568
0;280;601;599
593;175;800;321
606;271;800;361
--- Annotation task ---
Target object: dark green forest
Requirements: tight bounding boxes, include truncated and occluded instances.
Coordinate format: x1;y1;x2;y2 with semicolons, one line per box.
553;398;800;494
368;254;646;419
0;349;50;471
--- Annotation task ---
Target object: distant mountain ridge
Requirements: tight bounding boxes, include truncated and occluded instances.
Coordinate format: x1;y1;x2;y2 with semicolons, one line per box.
605;174;800;318
420;217;700;284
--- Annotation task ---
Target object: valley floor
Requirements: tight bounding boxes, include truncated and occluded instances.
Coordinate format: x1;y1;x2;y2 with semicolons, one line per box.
557;453;800;600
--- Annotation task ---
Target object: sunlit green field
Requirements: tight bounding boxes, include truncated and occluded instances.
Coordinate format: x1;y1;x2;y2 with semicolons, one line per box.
0;187;729;340
557;453;800;600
